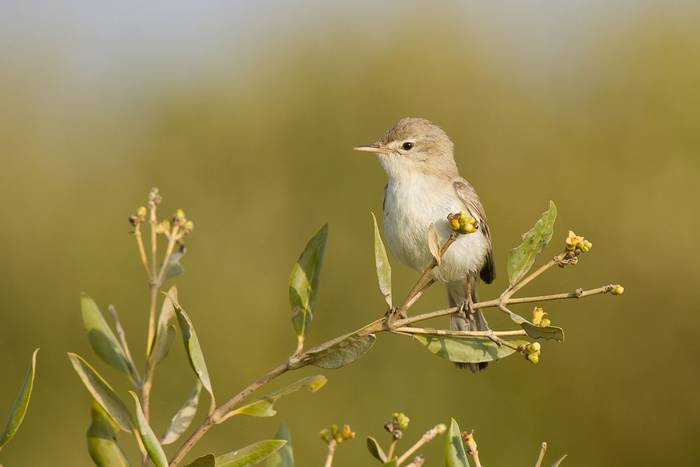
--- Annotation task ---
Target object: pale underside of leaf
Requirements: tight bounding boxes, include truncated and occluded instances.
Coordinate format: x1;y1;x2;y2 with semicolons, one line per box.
366;436;387;463
186;454;215;467
0;348;39;450
130;391;168;467
67;353;133;432
87;401;130;467
371;212;392;308
427;223;441;266
307;333;376;369
161;380;202;445
150;286;179;366
551;454;568;466
507;201;557;286
413;335;530;363
215;440;287;467
264;423;294;467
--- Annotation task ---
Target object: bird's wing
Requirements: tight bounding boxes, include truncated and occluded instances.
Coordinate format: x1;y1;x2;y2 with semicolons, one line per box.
453;178;495;284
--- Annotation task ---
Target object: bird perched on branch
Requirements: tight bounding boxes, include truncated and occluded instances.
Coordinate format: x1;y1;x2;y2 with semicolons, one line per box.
354;117;495;372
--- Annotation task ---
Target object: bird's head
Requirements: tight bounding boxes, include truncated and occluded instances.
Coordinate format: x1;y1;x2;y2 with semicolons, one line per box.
354;117;458;181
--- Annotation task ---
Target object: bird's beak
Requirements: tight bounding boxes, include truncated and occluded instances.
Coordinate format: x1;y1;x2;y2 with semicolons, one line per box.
353;143;390;155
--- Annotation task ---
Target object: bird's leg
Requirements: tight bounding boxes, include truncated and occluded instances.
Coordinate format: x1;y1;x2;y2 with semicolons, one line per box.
385;306;407;327
461;275;477;326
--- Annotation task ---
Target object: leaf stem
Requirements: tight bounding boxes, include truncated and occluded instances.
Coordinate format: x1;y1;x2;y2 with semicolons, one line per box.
396;424;446;465
534;441;547;467
323;439;337;467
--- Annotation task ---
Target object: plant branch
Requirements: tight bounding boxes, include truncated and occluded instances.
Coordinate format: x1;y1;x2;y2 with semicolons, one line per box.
396;424;446;465
323;439;337;467
534;441;547;467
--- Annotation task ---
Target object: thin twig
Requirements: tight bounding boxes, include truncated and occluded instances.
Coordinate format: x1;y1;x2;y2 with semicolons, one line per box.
396;424;446;465
133;224;151;278
393;326;527;337
386;438;398;462
323;439;337;467
534;441;547;467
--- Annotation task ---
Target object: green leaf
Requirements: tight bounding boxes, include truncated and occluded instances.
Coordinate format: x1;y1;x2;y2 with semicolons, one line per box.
551;454;568;466
215;440;287;467
371;212;392;308
81;294;132;375
67;353;132;432
0;348;39;450
382;460;397;467
222;375;327;421
161;381;202;445
521;322;565;342
87;401;130;467
366;436;387;463
445;418;470;467
129;392;168;467
289;224;328;343
413;335;529;364
164;246;186;281
149;286;178;366
186;455;215;467
264;423;294;467
169;295;214;402
306;333;376;369
507;201;557;286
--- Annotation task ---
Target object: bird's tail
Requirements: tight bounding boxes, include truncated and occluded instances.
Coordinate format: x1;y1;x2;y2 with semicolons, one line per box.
447;278;490;372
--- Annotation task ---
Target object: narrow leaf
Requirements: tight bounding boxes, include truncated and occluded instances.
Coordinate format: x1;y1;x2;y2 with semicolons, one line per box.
366;436;387;463
371;212;392;308
445;418;470;467
67;353;132;432
87;401;130;467
307;333;376;369
289;224;328;342
413;335;529;364
222;375;327;421
161;381;202;445
168;295;214;401
0;348;39;449
129;392;168;467
427;223;441;265
264;423;294;467
521;322;565;342
186;454;215;467
215;440;287;467
149;286;178;365
551;454;568;466
507;201;557;285
81;294;132;374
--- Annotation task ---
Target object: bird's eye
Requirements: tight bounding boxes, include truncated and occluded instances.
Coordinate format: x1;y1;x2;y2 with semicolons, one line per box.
402;142;414;150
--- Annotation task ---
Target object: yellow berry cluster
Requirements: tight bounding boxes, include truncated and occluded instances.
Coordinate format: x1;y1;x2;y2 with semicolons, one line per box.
447;212;478;234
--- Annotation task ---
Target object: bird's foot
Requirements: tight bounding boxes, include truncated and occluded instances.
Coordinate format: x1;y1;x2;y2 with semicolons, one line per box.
385;306;407;329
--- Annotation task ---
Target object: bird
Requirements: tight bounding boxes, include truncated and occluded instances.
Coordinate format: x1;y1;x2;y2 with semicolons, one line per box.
354;117;495;372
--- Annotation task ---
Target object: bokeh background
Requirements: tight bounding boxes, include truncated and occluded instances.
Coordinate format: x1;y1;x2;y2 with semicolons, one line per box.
1;1;699;465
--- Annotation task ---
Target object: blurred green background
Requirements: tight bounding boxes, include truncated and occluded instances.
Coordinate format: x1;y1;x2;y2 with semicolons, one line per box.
1;1;699;465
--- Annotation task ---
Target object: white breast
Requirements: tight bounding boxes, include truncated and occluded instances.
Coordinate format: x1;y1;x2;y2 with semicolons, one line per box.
383;176;489;283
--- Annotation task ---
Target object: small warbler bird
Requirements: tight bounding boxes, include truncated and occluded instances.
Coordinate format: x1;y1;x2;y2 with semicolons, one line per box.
354;117;495;372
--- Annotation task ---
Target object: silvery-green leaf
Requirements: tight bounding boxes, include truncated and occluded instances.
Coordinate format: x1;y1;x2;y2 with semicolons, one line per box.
149;286;178;365
551;454;568;466
0;348;39;450
160;381;202;445
87;401;130;467
81;294;132;375
67;353;132;432
445;418;470;467
413;335;529;363
215;440;287;467
507;201;557;286
164;246;186;281
264;423;294;467
289;224;328;342
366;436;387;463
371;212;392;308
129;392;168;467
221;375;326;421
186;454;215;467
169;295;214;402
306;333;376;369
521;322;565;342
427;223;441;266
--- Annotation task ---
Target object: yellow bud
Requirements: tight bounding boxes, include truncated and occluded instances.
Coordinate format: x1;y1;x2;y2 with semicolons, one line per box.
340;424;356;440
529;342;541;353
393;412;410;431
156;220;170;235
136;206;147;220
175;209;186;220
611;285;624;295
565;230;584;251
320;428;332;443
527;353;540;364
463;222;478;234
532;307;546;325
540;318;551;327
185;220;194;232
450;217;461;231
